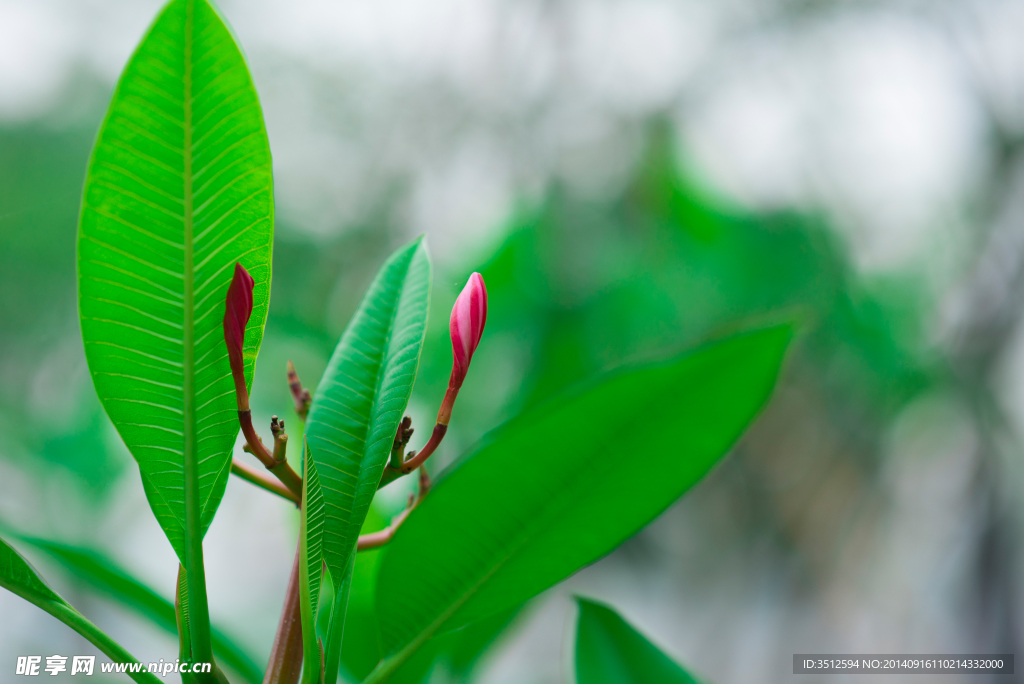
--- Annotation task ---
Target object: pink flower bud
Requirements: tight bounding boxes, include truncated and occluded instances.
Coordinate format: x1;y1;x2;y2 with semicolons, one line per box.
449;272;487;388
435;273;487;427
223;263;254;410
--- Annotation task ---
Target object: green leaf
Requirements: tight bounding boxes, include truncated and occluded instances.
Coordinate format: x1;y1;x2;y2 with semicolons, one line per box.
0;535;63;607
77;0;274;564
10;534;262;684
575;598;701;684
304;238;431;681
300;445;327;684
336;506;522;684
0;535;161;684
386;606;522;684
368;325;792;679
306;238;431;582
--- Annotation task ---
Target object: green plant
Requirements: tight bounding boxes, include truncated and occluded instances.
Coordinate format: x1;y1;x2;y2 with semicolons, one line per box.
0;1;792;682
574;598;703;684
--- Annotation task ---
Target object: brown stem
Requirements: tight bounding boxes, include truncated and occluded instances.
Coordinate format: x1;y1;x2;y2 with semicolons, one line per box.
230;460;299;504
435;385;459;428
388;416;414;469
359;469;431;550
287;361;312;421
379;424;446;488
270;415;289;463
357;509;413;550
238;410;303;498
239;410;274;466
379;381;461;489
398;424;447;473
263;542;304;684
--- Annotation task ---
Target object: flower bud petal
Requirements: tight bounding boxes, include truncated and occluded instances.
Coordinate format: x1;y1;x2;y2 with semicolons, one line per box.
223;263;254;407
448;272;487;388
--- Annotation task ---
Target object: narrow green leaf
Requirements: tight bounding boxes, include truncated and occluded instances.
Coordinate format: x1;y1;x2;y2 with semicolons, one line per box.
10;534;262;684
305;238;430;681
0;535;161;684
77;0;273;564
306;238;431;583
368;325;792;679
300;444;327;684
575;598;701;684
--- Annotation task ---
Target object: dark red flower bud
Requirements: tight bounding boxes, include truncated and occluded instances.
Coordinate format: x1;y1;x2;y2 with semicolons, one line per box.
224;263;254;410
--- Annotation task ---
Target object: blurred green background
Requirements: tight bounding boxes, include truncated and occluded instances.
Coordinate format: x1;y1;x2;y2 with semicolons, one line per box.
2;0;1023;682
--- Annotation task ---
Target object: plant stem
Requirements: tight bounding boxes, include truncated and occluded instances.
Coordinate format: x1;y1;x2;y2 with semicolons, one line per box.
379;424;446;488
184;401;215;676
239;410;304;498
287;361;311;420
264;542;304;684
322;553;355;684
175;566;197;684
231;460;300;504
358;469;430;551
41;601;162;684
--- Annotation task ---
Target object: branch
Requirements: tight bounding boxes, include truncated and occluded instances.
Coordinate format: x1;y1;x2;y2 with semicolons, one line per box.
263;541;304;684
231;460;299;504
287;361;312;422
359;468;430;551
270;415;289;463
387;416;414;469
238;411;303;499
379;423;446;488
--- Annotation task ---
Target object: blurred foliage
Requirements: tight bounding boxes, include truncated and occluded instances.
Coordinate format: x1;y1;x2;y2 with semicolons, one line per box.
1;530;261;683
0;121;126;503
412;120;934;466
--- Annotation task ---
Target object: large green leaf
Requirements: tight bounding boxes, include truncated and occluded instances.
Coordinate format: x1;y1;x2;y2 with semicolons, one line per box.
0;535;160;684
384;606;522;684
305;238;431;582
77;0;274;563
336;507;522;684
10;534;260;684
368;325;792;679
575;598;701;684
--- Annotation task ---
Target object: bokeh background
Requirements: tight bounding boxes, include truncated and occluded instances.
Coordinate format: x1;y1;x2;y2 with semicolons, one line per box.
2;0;1024;682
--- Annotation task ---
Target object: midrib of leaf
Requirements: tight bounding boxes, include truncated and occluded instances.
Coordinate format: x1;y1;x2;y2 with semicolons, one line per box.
182;0;196;522
179;0;213;666
348;280;402;540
